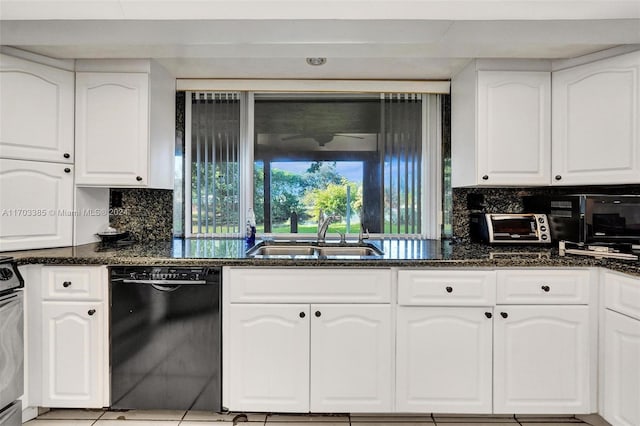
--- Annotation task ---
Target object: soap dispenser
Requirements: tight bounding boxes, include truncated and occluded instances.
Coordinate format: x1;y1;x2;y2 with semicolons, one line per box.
245;208;256;247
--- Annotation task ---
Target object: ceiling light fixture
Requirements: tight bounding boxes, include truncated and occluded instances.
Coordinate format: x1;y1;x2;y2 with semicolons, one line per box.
306;57;327;66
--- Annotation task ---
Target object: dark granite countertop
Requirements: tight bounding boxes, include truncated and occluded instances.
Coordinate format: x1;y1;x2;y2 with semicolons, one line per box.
5;238;640;277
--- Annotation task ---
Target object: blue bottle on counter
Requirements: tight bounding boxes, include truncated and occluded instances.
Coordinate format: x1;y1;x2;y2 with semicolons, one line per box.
245;208;256;248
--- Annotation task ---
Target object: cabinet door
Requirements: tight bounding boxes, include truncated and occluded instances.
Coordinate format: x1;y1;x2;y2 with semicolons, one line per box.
75;72;149;187
396;307;492;413
493;305;590;414
552;51;640;185
41;302;104;408
227;304;310;412
310;304;392;412
477;71;551;186
0;159;73;251
0;54;74;163
603;310;640;426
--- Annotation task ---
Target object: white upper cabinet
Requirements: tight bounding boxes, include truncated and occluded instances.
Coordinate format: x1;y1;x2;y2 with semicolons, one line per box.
75;60;175;189
452;63;551;187
0;54;74;163
552;50;640;185
0;159;73;251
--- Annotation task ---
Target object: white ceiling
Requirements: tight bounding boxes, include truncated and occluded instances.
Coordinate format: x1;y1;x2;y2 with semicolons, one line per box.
1;1;639;79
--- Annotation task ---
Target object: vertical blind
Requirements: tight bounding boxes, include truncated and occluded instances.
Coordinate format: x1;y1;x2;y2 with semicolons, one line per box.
190;92;241;236
381;93;423;234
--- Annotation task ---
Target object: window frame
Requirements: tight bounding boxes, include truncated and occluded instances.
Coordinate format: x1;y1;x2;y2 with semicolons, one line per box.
184;91;443;240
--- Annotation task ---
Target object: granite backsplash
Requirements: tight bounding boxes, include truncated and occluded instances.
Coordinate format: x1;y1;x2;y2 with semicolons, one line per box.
452;185;640;241
109;188;173;241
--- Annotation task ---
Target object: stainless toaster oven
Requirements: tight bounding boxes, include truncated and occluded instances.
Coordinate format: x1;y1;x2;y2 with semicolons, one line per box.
470;213;551;244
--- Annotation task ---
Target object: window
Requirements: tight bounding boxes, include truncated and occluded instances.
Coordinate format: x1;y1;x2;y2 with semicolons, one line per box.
181;91;442;239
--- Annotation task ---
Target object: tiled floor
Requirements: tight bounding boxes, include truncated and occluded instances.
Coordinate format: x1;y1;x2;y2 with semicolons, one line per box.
23;409;598;426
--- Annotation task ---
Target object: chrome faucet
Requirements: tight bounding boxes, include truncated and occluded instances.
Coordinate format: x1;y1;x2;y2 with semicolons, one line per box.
317;210;341;243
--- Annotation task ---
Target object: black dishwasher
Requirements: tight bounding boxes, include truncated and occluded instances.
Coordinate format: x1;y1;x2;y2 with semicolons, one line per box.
109;266;221;411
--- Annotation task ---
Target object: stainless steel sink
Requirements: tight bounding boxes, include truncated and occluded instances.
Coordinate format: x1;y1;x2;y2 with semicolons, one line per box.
316;245;383;256
247;244;317;256
246;241;384;257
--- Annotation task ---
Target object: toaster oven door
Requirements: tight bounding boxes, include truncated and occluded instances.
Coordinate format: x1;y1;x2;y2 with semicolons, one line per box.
489;215;539;242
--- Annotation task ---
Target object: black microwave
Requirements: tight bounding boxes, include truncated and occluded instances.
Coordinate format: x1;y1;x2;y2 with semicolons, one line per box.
523;194;640;245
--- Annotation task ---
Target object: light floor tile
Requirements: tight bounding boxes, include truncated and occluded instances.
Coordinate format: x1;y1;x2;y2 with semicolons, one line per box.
519;423;586;426
351;422;434;426
266;423;349;426
37;408;105;420
351;415;432;422
180;422;234;426
94;421;180;426
516;416;582;422
184;411;267;422
432;423;519;426
100;409;186;421
266;414;349;422
434;417;518;423
24;421;96;426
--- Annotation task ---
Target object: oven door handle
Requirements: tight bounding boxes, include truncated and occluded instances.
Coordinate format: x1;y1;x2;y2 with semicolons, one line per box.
121;279;207;285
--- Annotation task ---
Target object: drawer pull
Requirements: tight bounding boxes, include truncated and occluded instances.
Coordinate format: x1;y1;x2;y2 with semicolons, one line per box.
500;312;508;319
541;285;550;292
88;309;96;316
299;312;306;318
445;286;453;293
315;311;322;318
485;312;492;319
62;281;72;288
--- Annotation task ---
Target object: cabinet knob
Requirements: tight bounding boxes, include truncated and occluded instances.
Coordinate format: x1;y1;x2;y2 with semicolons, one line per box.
315;311;321;318
136;176;143;182
64;168;71;173
299;312;306;318
445;286;453;293
88;309;96;316
63;153;70;159
482;175;489;180
541;285;550;292
500;312;508;319
485;312;492;319
62;281;72;288
555;175;562;181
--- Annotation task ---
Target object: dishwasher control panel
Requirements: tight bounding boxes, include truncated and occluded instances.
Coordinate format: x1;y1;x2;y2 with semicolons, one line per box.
110;266;220;284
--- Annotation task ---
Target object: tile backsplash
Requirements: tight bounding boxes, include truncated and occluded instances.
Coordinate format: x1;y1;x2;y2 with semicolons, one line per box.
109;188;173;241
452;185;640;241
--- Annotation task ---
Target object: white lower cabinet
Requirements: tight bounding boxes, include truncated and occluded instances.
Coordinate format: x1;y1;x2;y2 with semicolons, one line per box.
41;302;105;408
227;303;392;413
309;304;391;412
396;307;493;413
602;270;640;426
227;304;310;413
224;268;392;413
31;266;108;409
603;310;640;426
396;269;592;415
493;306;590;414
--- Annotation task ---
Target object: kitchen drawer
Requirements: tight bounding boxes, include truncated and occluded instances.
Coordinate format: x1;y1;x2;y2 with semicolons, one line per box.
228;268;391;303
398;270;496;306
604;270;640;320
42;266;105;301
497;269;590;305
